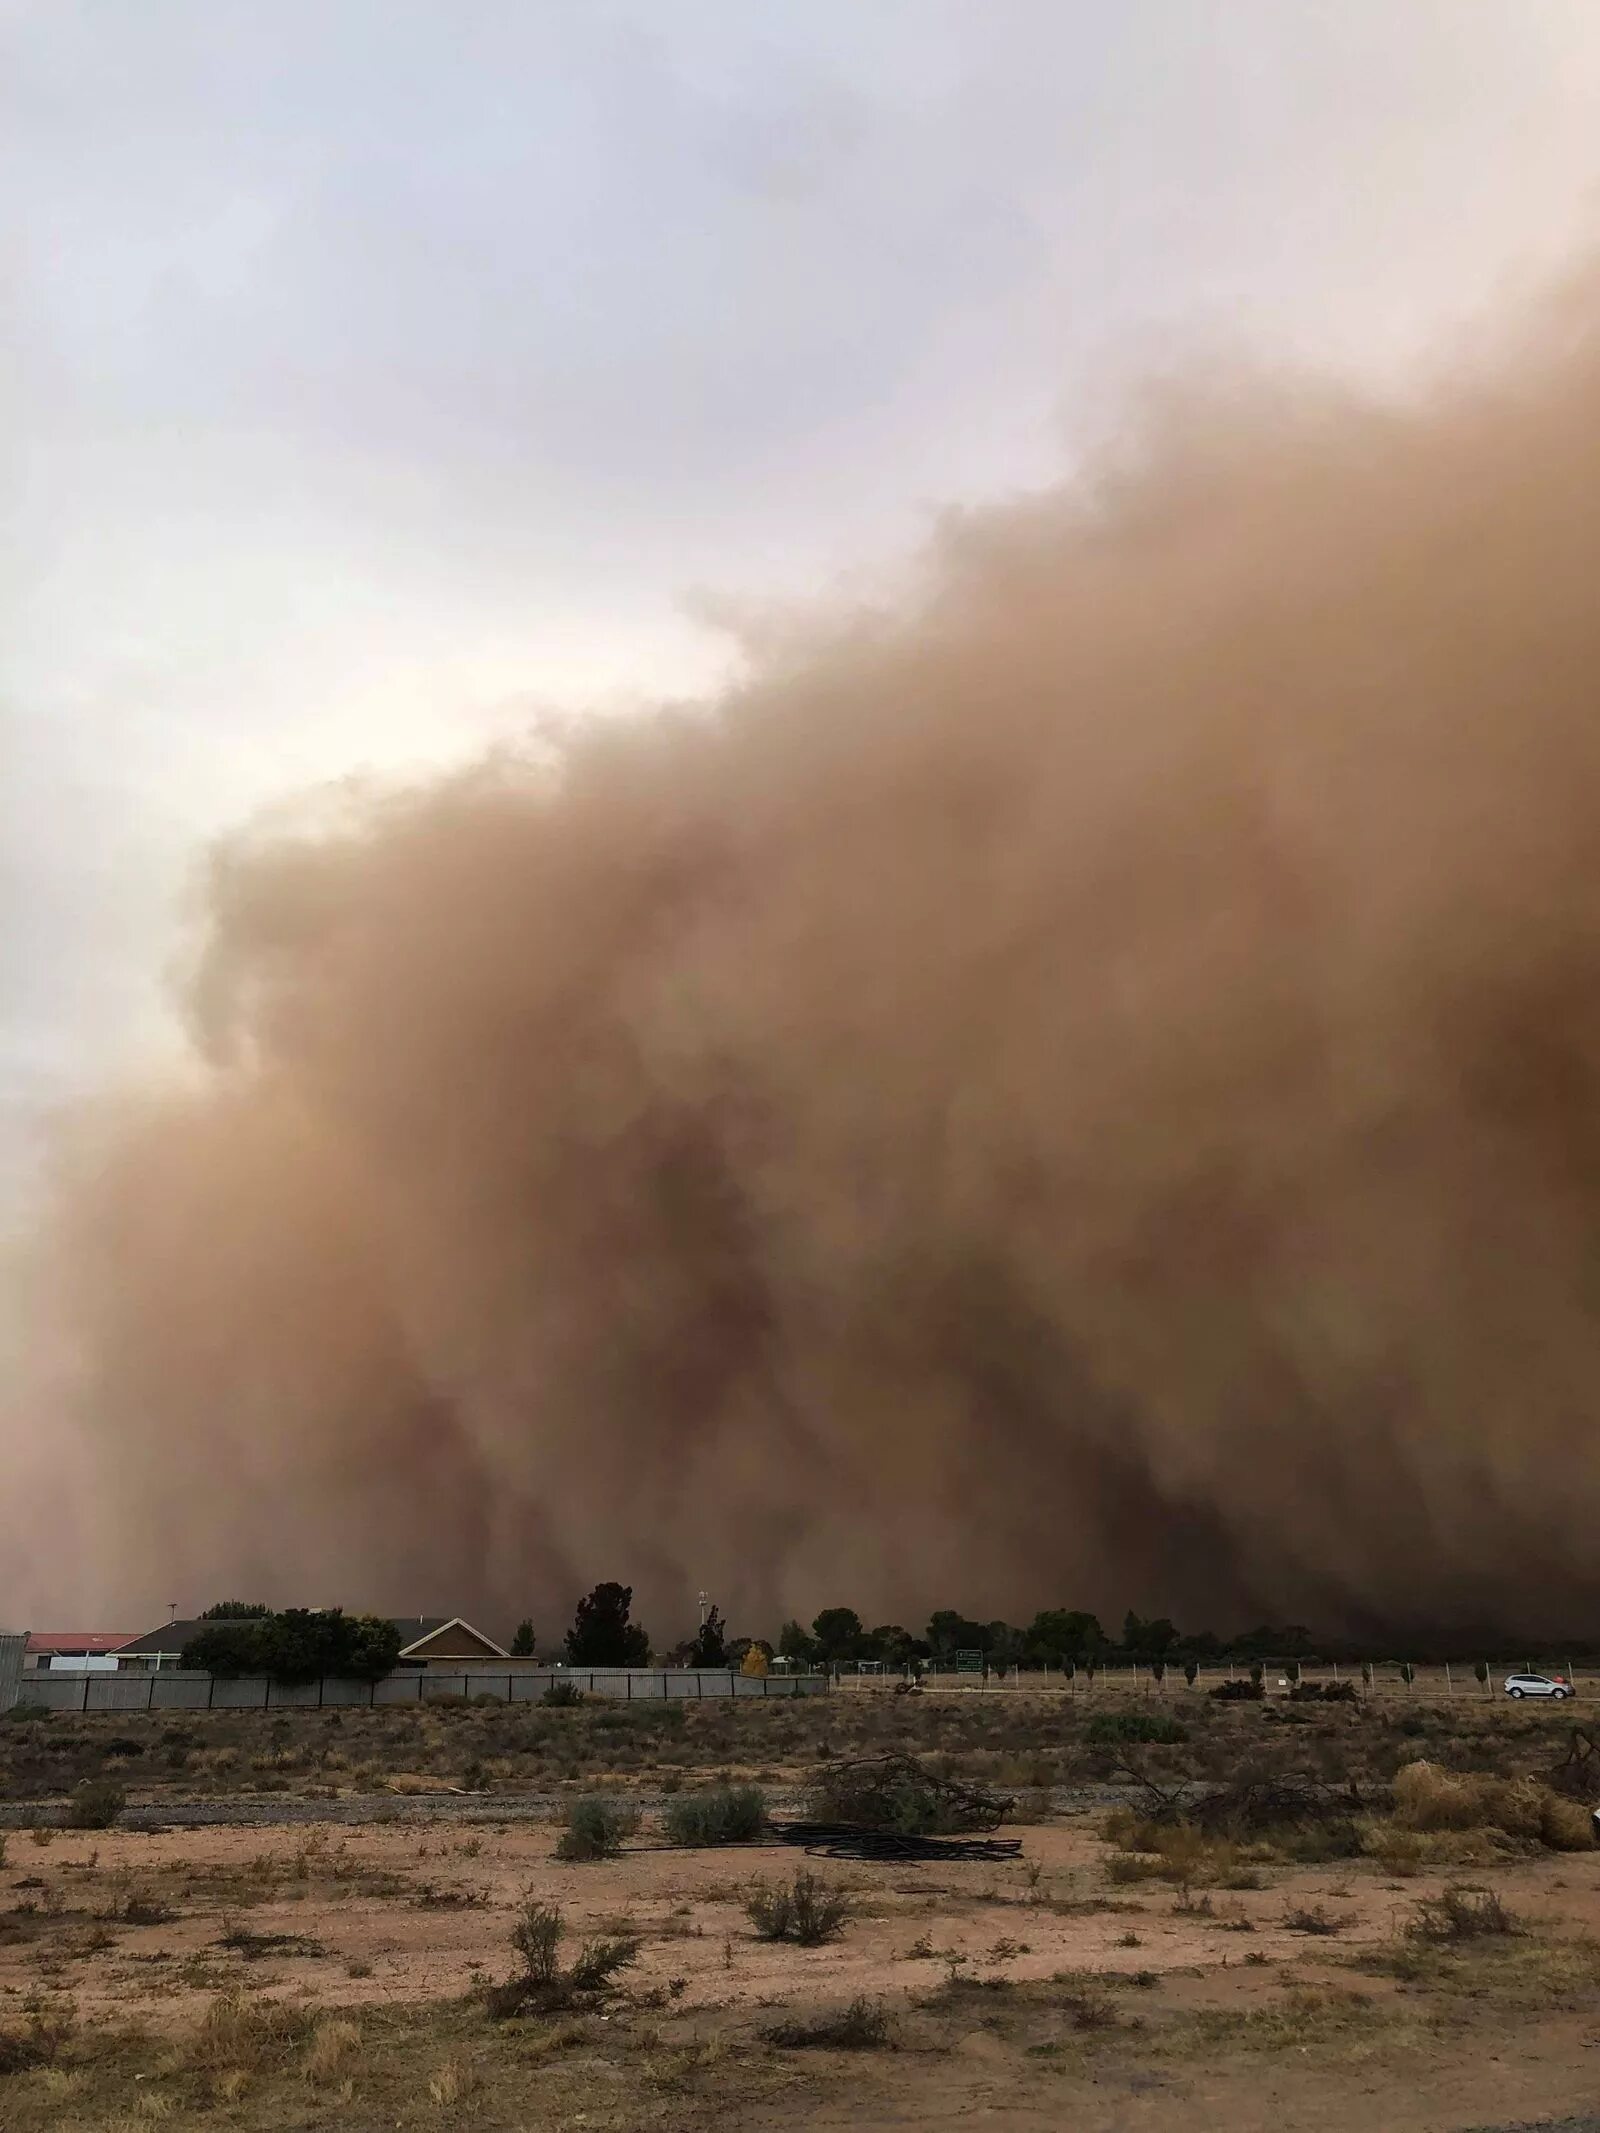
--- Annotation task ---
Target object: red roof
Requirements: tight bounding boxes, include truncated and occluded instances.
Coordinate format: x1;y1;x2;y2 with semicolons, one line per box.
25;1632;140;1655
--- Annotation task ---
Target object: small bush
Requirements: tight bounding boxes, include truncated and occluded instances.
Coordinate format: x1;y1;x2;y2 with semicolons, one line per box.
541;1681;585;1708
1406;1885;1518;1943
4;1702;51;1723
1288;1681;1358;1703
663;1785;765;1847
106;1893;177;1926
554;1795;639;1861
764;1996;895;2049
1084;1710;1187;1745
1209;1679;1265;1702
746;1868;849;1946
1283;1903;1343;1936
484;1900;637;2019
67;1778;126;1830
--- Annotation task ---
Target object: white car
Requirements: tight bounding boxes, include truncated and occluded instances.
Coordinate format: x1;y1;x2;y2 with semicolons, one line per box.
1503;1671;1572;1700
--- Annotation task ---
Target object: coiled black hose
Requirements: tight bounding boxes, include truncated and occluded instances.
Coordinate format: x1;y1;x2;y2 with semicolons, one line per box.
768;1818;1022;1863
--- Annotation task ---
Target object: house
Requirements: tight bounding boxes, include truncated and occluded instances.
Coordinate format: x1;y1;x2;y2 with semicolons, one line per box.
388;1617;509;1664
115;1613;512;1672
115;1620;228;1670
24;1632;140;1673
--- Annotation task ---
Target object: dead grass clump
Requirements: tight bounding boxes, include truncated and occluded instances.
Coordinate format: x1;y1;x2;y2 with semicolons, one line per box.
763;1997;896;2049
1101;1813;1245;1888
0;2010;75;2074
1406;1885;1518;1943
1390;1761;1592;1852
303;2017;361;2086
483;1901;638;2020
184;1992;313;2075
746;1868;849;1945
427;2055;480;2104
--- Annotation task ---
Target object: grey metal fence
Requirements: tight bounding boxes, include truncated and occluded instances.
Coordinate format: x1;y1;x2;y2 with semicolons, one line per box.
11;1665;828;1714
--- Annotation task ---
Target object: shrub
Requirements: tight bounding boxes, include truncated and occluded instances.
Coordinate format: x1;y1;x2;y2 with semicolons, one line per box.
4;1701;50;1723
554;1795;639;1861
1406;1885;1517;1943
1288;1680;1357;1703
764;1997;894;2049
663;1785;765;1847
1389;1760;1590;1849
483;1900;637;2019
746;1868;849;1945
1084;1710;1187;1745
1283;1903;1343;1936
541;1681;584;1708
1209;1679;1264;1702
67;1778;126;1829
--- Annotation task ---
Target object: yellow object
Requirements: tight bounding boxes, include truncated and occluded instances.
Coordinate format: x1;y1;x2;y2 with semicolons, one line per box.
741;1644;769;1678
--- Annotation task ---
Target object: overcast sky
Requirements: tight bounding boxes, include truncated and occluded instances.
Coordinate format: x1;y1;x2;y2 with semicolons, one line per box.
6;0;1600;1213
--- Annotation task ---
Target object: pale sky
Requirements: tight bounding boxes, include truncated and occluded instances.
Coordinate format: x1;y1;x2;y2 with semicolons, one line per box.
6;0;1600;1212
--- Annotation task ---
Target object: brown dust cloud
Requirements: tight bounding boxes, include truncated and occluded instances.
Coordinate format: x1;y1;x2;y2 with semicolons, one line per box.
13;270;1600;1649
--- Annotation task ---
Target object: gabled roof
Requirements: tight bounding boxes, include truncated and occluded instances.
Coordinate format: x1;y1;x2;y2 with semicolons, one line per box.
26;1632;140;1655
119;1618;245;1654
389;1616;509;1658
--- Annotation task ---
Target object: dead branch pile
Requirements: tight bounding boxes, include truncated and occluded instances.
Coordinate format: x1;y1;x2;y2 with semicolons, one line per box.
805;1752;1012;1835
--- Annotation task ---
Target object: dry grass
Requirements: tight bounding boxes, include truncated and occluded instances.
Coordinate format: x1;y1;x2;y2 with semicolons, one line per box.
303;2016;361;2085
425;2053;478;2104
1389;1761;1593;1850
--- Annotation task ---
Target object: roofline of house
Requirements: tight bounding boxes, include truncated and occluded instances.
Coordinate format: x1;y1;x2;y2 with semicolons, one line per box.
396;1615;509;1659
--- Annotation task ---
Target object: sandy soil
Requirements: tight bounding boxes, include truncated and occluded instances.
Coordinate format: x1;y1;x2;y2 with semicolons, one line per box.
4;1808;1597;2030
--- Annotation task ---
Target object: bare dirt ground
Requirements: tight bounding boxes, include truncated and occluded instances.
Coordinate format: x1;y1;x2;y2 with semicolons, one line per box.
1;1694;1598;2129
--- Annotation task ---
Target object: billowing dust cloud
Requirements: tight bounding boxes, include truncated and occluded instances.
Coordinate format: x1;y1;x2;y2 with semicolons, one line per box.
16;275;1600;1645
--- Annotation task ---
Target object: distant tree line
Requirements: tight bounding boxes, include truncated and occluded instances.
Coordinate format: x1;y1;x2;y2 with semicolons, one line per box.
181;1590;1597;1682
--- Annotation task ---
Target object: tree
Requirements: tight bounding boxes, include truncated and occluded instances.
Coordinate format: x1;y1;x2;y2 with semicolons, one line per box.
1183;1659;1199;1688
925;1610;989;1659
777;1620;818;1667
565;1583;650;1667
689;1605;727;1668
1027;1610;1103;1667
811;1608;864;1666
181;1608;398;1683
1474;1659;1490;1692
199;1601;271;1620
1122;1612;1178;1665
510;1620;536;1657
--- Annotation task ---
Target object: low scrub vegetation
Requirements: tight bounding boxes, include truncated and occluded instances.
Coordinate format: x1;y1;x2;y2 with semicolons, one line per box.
662;1784;765;1846
746;1867;849;1945
1390;1760;1593;1851
1405;1884;1519;1943
1084;1710;1187;1745
763;1996;895;2049
554;1795;640;1861
483;1900;637;2019
66;1777;126;1829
